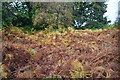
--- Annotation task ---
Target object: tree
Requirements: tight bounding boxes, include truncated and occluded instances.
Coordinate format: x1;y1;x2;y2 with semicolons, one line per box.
73;2;110;29
33;2;74;30
2;2;110;30
2;2;35;27
2;2;16;26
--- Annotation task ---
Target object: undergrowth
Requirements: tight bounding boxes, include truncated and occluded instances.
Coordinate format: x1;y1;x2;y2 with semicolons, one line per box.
1;24;120;78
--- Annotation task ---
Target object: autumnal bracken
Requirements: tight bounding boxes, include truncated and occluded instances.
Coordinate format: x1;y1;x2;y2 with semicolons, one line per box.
1;27;120;78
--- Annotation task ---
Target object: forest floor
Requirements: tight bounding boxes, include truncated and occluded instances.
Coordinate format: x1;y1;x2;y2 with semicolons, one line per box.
1;27;120;78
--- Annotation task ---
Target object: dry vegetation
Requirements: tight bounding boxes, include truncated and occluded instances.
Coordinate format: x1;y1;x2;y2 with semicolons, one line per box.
1;27;120;78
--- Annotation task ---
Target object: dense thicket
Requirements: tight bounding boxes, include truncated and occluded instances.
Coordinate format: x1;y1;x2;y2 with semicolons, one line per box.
2;2;110;30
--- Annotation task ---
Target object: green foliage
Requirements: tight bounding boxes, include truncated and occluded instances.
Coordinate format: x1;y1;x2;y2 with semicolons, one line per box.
73;2;110;29
2;2;15;26
29;48;37;54
113;22;120;29
2;2;35;27
2;2;112;31
22;25;36;34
